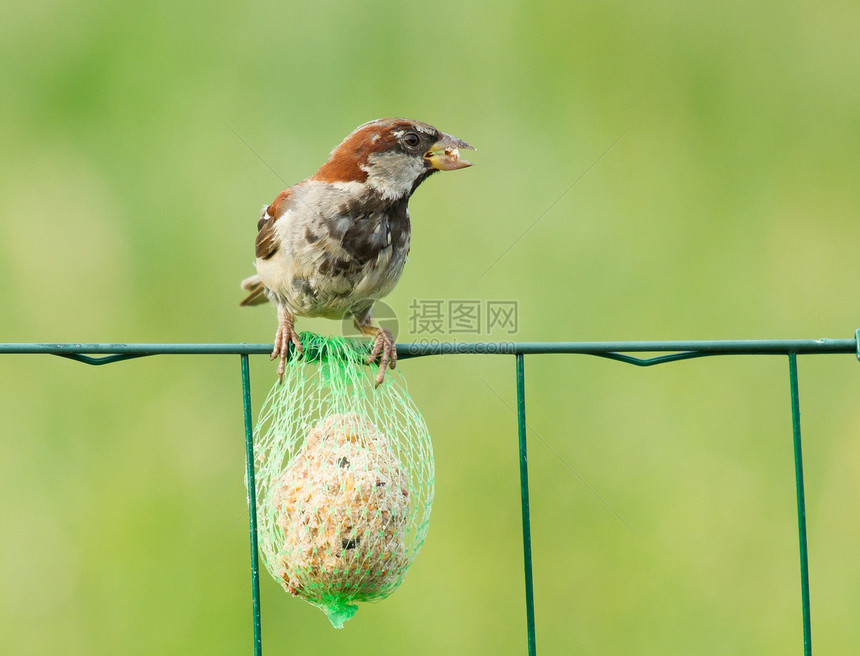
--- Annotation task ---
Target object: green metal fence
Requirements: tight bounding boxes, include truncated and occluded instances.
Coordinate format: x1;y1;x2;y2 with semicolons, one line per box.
3;333;859;655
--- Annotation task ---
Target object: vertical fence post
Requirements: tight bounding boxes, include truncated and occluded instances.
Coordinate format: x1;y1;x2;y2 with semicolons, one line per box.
241;354;263;656
788;353;812;656
515;353;537;656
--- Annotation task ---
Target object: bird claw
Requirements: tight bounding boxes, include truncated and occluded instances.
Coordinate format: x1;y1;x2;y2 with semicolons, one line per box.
366;328;397;387
271;316;303;382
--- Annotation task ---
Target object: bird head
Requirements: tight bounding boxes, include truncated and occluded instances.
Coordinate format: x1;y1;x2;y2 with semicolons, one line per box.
312;118;475;201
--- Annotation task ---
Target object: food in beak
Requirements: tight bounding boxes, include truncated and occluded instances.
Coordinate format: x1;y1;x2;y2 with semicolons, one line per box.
424;133;475;171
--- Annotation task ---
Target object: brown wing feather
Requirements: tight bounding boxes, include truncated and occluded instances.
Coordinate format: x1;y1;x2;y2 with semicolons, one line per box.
255;218;279;260
255;188;294;260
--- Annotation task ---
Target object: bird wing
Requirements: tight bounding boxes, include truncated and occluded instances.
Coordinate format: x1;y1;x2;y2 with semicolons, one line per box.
255;188;294;260
246;182;409;314
238;188;294;306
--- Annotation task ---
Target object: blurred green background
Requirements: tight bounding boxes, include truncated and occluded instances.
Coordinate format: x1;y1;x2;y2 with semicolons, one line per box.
2;0;859;654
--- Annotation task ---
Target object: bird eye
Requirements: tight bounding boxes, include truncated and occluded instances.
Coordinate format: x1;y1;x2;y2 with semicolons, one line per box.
402;132;420;147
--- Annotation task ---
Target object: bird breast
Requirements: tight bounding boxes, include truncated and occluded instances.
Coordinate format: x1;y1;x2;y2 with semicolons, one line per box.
256;184;411;320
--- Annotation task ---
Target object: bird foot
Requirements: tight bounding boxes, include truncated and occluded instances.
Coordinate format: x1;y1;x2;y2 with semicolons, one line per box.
271;314;303;382
366;328;397;387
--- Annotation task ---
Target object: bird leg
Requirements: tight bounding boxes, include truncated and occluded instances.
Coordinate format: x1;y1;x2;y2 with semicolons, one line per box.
354;318;397;387
271;307;303;382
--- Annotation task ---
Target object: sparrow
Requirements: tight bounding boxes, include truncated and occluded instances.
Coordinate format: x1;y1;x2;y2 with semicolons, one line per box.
240;118;475;385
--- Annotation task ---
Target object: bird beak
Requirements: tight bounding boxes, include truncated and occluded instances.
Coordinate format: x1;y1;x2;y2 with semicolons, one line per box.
424;132;476;171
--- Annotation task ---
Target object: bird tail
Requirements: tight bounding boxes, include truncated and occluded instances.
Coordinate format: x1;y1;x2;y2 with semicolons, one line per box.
239;275;269;306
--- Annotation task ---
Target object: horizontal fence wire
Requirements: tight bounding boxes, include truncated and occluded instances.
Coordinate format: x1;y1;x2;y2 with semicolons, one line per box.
3;333;858;655
0;336;857;360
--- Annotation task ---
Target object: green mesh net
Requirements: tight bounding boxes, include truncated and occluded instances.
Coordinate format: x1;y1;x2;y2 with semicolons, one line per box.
250;333;434;628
